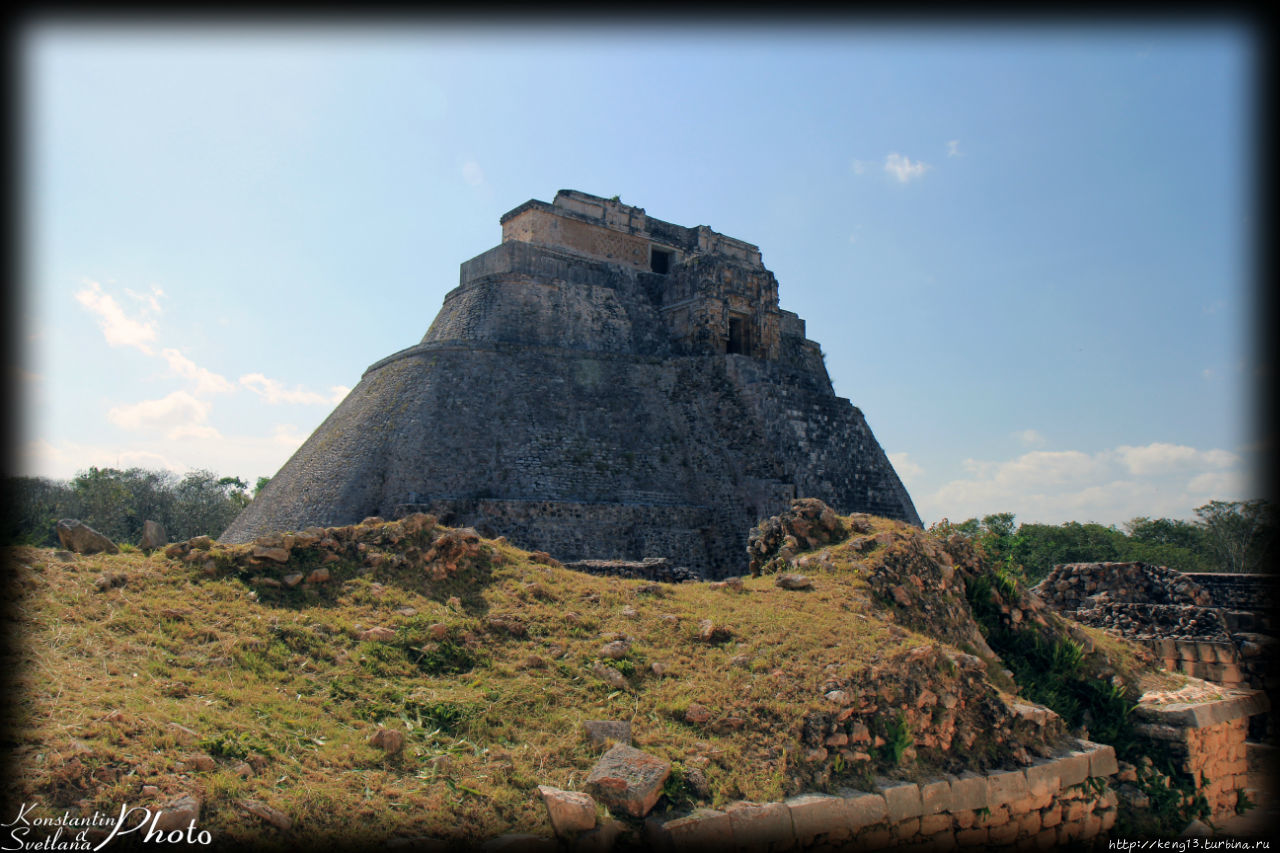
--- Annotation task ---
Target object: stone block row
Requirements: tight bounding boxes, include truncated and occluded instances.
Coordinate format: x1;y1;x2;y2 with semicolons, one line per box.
643;741;1118;851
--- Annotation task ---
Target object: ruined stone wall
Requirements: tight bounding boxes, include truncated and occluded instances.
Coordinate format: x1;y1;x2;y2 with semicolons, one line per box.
645;741;1119;851
1033;562;1277;693
501;206;658;271
1130;691;1267;822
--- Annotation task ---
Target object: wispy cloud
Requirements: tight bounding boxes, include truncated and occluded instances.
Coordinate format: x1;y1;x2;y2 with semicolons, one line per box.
888;452;923;484
74;279;159;354
1013;429;1046;447
461;159;485;187
240;373;349;406
162;348;235;394
920;440;1254;526
883;153;929;183
946;140;962;158
107;390;214;440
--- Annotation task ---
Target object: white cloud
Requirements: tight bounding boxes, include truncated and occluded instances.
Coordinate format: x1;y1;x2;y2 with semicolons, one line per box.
851;159;875;176
918;440;1253;526
946;140;962;157
1014;429;1046;447
272;424;309;447
884;153;930;183
461;159;485;187
107;391;211;436
1114;442;1238;476
161;348;235;394
74;279;159;354
888;452;923;484
240;373;349;405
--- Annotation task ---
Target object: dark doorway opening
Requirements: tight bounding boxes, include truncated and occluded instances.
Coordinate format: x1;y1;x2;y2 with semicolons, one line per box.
650;248;673;274
727;317;749;355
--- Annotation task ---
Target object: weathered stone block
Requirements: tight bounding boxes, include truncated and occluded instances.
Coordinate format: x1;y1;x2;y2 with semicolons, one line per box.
1082;742;1118;778
1023;759;1061;798
879;780;923;823
536;786;596;837
919;778;952;815
724;801;794;852
948;771;988;811
1055;750;1090;788
987;769;1027;808
648;809;733;853
585;743;670;818
785;794;849;844
841;791;887;829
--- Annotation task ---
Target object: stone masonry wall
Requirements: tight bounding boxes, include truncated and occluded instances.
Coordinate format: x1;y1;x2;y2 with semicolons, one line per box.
1130;691;1268;823
644;741;1119;851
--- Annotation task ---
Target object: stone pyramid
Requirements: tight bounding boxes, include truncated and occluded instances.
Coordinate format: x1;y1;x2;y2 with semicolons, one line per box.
222;190;921;577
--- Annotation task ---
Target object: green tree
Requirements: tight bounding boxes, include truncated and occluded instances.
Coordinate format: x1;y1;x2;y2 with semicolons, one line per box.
1194;499;1274;573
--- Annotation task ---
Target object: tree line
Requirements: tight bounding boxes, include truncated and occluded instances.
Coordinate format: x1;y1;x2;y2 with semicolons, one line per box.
933;498;1275;581
2;467;270;547
1;467;1274;576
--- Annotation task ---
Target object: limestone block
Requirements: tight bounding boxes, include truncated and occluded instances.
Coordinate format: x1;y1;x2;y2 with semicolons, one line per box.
648;809;733;853
841;791;887;829
987;769;1028;808
1040;802;1062;828
920;813;951;836
536;786;596;837
955;827;987;847
585;744;670;818
979;805;1010;829
1033;827;1059;850
890;817;920;840
723;801;794;852
1018;811;1041;836
879;780;923;822
919;778;952;815
855;826;893;850
1023;759;1061;799
989;821;1019;845
583;720;631;748
785;794;849;845
1085;742;1118;778
948;771;988;811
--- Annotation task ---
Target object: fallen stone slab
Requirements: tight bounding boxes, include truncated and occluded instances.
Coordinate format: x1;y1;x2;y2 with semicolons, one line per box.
585;743;670;818
56;519;118;554
536;785;596;837
583;720;632;748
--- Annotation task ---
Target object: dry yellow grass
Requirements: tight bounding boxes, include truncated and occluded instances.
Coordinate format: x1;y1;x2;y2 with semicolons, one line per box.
0;514;1158;847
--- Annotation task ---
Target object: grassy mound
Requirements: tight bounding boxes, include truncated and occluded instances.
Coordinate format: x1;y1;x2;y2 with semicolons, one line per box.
2;509;1168;848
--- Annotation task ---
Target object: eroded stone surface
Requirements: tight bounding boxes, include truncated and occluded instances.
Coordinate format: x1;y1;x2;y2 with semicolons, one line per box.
585;744;670;818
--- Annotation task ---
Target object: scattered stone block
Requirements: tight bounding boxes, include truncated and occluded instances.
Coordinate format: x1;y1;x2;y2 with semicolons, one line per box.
585;744;670;818
583;720;631;748
240;799;292;831
536;785;596;837
140;520;168;550
369;728;406;754
56;519;119;554
154;795;201;833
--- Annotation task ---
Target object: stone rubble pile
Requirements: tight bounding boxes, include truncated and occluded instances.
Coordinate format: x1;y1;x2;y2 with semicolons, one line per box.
162;513;492;587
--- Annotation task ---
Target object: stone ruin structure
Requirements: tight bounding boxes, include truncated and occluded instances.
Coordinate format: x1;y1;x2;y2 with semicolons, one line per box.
1033;562;1276;716
223;190;920;576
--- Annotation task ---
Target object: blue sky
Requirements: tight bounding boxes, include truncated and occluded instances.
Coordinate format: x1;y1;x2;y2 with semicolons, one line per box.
18;20;1261;527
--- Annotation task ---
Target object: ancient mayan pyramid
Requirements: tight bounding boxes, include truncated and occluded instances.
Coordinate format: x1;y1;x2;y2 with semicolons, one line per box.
222;190;921;577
